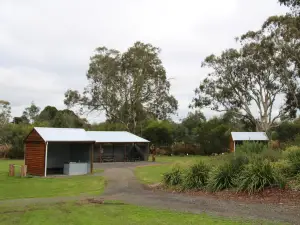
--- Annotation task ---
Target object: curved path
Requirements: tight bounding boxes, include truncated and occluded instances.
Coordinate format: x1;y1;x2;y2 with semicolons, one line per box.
100;164;300;224
0;162;299;224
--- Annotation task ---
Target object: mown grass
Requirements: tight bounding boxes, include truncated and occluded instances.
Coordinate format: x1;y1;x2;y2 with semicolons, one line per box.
0;201;275;225
0;160;105;200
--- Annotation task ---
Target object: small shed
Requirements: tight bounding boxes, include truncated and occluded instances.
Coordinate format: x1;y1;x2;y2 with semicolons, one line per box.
229;132;269;152
24;127;95;176
87;131;150;162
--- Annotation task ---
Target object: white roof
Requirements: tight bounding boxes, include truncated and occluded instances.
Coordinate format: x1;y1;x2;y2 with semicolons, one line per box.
231;132;269;141
87;131;149;143
34;127;95;142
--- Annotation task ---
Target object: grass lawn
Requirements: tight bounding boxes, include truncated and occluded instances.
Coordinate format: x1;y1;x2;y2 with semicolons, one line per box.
0;201;274;225
136;155;222;184
0;160;105;200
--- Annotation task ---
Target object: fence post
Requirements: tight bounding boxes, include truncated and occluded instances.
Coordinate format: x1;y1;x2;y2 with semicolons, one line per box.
9;164;15;176
21;165;27;177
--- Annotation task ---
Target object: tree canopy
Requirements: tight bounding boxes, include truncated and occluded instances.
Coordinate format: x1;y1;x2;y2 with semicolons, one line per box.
65;41;178;133
192;10;300;131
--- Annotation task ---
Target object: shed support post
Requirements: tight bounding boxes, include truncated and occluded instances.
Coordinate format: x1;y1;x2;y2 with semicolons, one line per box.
90;144;94;174
44;142;48;177
234;141;236;155
124;144;126;162
112;144;114;161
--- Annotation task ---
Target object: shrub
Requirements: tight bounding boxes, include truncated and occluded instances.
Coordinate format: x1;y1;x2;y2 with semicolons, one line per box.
230;154;249;171
260;148;282;162
182;161;210;190
207;163;234;192
271;159;293;177
290;174;300;191
235;159;286;194
207;155;249;192
284;146;300;175
236;141;268;155
172;144;197;156
163;167;183;186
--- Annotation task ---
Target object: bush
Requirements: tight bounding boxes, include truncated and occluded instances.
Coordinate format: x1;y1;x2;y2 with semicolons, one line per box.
182;161;210;190
285;146;300;175
172;144;198;156
271;159;293;177
163;167;183;186
235;159;286;194
230;154;249;171
207;155;249;192
207;163;234;192
236;141;268;155
260;148;282;162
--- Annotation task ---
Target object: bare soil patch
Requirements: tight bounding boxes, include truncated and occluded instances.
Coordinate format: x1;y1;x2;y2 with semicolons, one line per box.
149;183;300;206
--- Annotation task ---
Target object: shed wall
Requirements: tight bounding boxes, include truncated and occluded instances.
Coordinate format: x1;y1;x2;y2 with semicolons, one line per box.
25;129;45;176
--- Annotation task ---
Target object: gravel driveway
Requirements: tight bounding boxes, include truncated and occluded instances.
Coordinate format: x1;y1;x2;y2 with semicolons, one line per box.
98;162;300;224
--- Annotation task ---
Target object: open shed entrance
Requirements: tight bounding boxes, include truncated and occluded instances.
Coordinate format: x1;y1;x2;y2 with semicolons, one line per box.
93;143;149;162
46;142;92;175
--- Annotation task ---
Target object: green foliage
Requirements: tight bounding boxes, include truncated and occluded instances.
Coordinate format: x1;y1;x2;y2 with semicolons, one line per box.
90;122;127;131
0;124;33;158
143;120;174;145
194;117;231;155
207;163;234;192
64;42;178;133
163;167;183;186
235;159;286;194
36;106;89;129
284;146;300;174
172;144;202;155
236;141;268;154
275;122;300;142
22;101;40;124
260;148;282;162
182;161;210;190
271;159;293;177
207;155;249;192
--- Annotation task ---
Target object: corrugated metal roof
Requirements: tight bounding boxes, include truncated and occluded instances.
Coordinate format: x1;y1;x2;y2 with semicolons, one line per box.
87;131;150;143
231;132;269;141
34;127;95;142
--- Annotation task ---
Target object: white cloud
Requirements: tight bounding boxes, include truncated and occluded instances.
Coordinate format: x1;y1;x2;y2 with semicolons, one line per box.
0;0;288;122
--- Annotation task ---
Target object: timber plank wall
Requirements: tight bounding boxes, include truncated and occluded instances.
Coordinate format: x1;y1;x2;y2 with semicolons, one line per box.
25;129;45;176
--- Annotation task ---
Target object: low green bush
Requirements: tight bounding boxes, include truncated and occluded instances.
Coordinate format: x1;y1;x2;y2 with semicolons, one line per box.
235;159;286;194
271;159;293;177
236;141;268;155
207;163;234;192
163;167;183;186
260;148;282;162
230;154;249;170
284;146;300;175
207;155;249;192
182;161;210;190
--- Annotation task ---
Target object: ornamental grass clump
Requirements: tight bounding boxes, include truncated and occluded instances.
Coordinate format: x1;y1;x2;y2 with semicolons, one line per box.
182;161;210;190
235;159;286;194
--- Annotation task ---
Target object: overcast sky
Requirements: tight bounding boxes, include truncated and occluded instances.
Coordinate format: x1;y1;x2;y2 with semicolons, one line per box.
0;0;288;123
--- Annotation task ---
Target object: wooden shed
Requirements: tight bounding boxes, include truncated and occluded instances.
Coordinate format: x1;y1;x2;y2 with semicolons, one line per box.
87;131;150;162
229;132;269;153
24;127;95;177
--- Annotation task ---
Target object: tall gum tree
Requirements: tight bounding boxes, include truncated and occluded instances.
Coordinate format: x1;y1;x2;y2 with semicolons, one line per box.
192;26;298;131
65;42;177;133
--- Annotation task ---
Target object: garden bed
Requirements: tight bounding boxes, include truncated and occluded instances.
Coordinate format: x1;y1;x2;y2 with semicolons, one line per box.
148;183;300;206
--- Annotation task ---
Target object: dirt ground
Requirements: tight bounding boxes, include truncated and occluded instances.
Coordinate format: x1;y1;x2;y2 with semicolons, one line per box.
1;162;299;224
